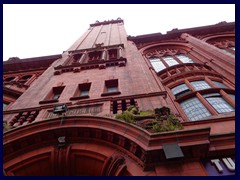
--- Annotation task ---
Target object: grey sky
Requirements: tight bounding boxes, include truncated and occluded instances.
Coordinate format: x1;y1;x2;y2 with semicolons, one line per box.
3;4;235;61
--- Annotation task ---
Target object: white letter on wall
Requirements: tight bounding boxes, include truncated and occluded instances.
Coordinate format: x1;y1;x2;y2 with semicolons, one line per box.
211;159;223;172
222;158;235;171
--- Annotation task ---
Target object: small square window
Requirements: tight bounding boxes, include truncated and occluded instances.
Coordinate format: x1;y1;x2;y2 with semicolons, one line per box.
39;86;65;104
101;79;121;97
70;83;91;100
88;51;102;61
79;83;91;96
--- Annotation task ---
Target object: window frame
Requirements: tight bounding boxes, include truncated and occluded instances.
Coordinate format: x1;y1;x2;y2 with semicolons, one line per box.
70;83;91;100
39;86;65;104
101;79;121;97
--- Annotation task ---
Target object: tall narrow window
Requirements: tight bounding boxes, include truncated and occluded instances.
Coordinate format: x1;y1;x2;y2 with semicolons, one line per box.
52;86;65;100
121;100;127;111
190;80;211;91
176;54;194;63
79;83;91;96
180;97;211;121
108;49;118;60
149;57;166;72
162;56;179;66
203;93;235;113
112;100;118;114
72;53;82;63
111;98;138;114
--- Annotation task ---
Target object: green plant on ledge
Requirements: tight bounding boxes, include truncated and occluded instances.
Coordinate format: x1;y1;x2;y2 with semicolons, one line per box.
115;106;183;133
115;111;135;123
152;113;183;132
115;105;139;123
151;107;183;132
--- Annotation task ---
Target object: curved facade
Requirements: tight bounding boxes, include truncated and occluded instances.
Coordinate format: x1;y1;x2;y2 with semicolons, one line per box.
3;19;235;176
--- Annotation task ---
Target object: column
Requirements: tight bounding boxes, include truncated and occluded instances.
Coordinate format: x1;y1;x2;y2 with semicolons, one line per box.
118;46;123;59
101;48;107;61
78;51;87;64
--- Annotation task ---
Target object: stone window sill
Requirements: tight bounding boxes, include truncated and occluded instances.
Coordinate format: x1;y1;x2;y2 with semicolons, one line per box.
69;95;90;100
101;91;121;97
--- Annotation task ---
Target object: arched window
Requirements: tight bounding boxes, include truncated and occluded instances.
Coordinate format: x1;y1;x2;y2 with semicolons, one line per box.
203;93;234;113
175;54;194;63
19;75;32;84
171;79;234;121
4;77;15;82
180;97;211;121
206;36;235;55
190;80;211;90
146;49;195;73
171;84;191;99
149;57;166;72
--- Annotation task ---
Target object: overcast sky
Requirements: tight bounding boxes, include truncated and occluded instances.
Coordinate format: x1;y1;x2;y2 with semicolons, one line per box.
3;4;235;61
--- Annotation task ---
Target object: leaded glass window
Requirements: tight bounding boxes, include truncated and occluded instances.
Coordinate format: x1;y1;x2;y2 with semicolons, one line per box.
212;81;228;88
162;56;179;66
203;93;235;113
228;94;235;101
149;57;166;72
190;80;211;91
171;84;191;98
176;54;194;63
180;97;211;121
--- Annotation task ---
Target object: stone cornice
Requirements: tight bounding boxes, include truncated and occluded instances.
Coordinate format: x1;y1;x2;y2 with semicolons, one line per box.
90;18;124;27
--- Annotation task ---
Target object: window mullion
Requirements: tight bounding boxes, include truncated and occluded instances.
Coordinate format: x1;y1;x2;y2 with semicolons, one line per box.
184;79;195;91
173;55;184;64
219;89;235;108
204;77;217;88
196;92;218;115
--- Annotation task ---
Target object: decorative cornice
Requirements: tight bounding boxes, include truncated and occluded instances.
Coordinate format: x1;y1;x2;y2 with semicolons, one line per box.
128;22;235;48
90;18;124;27
67;44;124;54
4;54;61;73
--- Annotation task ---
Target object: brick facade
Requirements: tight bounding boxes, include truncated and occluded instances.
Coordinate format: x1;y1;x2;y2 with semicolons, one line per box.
3;19;235;176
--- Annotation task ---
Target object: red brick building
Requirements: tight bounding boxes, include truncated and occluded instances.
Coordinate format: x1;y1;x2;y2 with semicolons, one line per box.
3;18;235;176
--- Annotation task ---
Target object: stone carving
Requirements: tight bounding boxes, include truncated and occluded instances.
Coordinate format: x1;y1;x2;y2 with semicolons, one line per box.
47;104;103;119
